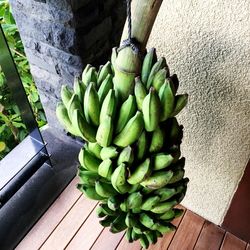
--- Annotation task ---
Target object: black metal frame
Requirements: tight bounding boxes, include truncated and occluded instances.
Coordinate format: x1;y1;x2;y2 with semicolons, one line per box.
0;25;79;250
0;26;52;207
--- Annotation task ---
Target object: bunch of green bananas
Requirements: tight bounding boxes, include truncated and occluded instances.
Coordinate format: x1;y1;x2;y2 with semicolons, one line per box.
56;47;188;249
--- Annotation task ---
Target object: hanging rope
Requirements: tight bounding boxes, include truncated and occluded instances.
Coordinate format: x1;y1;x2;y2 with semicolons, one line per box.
118;0;140;54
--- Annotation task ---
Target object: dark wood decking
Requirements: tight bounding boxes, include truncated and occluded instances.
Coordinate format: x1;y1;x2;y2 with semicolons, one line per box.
16;178;249;250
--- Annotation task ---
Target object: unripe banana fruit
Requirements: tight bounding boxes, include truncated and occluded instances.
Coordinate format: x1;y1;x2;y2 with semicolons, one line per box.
115;95;137;134
142;88;161;132
114;111;144;147
84;82;100;126
58;47;189;249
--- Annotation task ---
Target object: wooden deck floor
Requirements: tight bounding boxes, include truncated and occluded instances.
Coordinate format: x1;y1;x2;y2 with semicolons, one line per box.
16;178;249;250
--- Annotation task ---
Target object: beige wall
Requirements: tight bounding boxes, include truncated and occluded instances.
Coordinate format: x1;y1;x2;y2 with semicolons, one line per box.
148;0;250;224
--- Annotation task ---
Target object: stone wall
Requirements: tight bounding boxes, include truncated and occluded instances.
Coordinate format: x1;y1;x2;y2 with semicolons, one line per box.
10;0;126;130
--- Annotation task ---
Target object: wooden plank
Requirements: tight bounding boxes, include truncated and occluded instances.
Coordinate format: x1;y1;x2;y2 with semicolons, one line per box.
90;227;125;250
168;210;205;250
66;208;104;250
40;196;97;250
194;221;225;250
148;206;186;250
220;232;247;250
116;236;142;250
16;178;81;250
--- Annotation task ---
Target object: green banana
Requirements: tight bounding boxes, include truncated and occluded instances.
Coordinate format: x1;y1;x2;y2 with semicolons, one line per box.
96;115;113;147
128;158;151;185
97;65;103;78
82;66;97;87
111;163;130;194
168;117;179;140
152;68;167;92
99;215;115;227
67;93;82;120
159;208;184;220
168;117;183;145
125;213;137;228
149;126;165;153
174;157;186;169
171;94;188;117
132;208;141;214
117;146;134;165
139;234;149;249
97;61;112;86
146;57;167;89
96;206;106;218
84;82;100;126
99;89;117;123
61;85;73;107
131;228;141;241
141;187;154;195
151;200;178;214
133;224;146;234
87;142;102;159
170;74;179;94
56;102;77;135
141;48;157;85
107;196;121;211
127;192;143;209
158;209;175;221
168;169;185;184
100;146;118;160
153;153;174;170
97;74;113;104
110;213;127;233
73;76;85;104
125;228;133;243
128;184;141;193
78;185;104;200
134;77;147;111
96;203;117;218
154;187;177;202
78;147;101;172
141;195;161;211
141;170;174;189
145;231;157;244
176;191;187;203
115;95;137;134
71;109;96;142
154;222;175;234
98;159;113;180
169;145;181;163
175;184;187;195
95;181;118;198
120;201;129;212
139;213;155;229
81;64;91;82
114;111;144;147
142;87;161;132
78;170;100;186
135;131;148;161
159;79;175;121
170;177;189;188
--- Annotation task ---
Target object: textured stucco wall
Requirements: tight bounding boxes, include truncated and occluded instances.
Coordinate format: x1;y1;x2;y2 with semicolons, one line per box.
148;0;250;224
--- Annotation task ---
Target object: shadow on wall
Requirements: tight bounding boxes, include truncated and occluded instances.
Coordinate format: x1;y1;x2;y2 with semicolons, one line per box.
193;30;248;151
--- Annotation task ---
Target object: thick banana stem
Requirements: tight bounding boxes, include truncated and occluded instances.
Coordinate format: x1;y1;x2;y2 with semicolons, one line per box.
114;0;163;101
121;0;163;53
